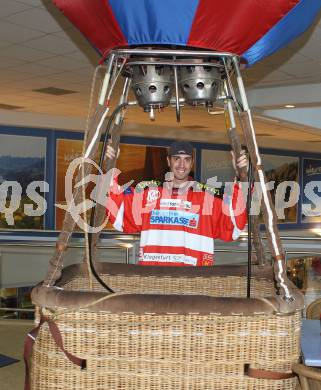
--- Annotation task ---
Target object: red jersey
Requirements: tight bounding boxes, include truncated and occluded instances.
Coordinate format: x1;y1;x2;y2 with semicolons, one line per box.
106;179;247;266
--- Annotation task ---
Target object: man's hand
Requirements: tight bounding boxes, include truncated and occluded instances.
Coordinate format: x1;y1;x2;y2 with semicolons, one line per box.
231;149;248;177
106;144;120;160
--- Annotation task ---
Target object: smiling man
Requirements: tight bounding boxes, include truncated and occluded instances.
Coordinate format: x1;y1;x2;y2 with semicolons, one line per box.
106;140;247;266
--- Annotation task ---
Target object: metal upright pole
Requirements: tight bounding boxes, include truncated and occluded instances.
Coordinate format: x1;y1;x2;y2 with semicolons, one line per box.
223;79;266;266
90;76;132;263
84;56;117;159
247;157;252;298
125;247;129;264
99;53;116;106
173;64;180;122
231;56;300;305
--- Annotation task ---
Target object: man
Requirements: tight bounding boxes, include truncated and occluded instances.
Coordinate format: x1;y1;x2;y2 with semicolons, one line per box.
106;140;247;266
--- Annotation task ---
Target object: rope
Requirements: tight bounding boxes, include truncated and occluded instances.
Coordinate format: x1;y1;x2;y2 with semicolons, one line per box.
81;65;104;290
51;292;127;321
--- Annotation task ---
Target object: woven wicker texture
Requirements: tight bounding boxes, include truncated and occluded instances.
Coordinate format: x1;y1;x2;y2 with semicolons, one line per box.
31;272;300;390
31;309;300;389
62;274;275;297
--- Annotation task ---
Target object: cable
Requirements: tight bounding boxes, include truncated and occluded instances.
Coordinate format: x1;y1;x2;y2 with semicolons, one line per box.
88;102;129;293
222;58;244;113
247;155;253;299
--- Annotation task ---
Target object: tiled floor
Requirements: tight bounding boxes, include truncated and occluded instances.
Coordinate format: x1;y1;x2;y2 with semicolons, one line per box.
0;319;33;390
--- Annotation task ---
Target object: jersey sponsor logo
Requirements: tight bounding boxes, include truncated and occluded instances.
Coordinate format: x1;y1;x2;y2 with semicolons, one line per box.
141;253;197;266
150;209;199;229
202;253;214;266
147;189;160;203
160;199;181;208
138;247;144;261
160;199;192;210
183;200;192;210
203;253;213;261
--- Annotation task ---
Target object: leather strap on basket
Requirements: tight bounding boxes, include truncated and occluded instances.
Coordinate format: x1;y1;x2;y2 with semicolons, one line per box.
245;365;295;380
226;125;266;266
24;315;86;390
88;122;122;264
239;111;295;301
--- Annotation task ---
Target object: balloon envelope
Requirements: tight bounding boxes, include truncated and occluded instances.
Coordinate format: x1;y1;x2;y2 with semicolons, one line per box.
53;0;321;65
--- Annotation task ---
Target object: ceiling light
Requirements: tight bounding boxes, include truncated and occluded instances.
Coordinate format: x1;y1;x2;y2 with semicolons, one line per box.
312;228;321;237
239;232;248;240
284;104;295;108
120;243;133;249
116;236;135;241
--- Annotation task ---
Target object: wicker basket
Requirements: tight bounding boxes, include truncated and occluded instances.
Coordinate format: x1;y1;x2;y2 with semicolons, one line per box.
30;263;301;390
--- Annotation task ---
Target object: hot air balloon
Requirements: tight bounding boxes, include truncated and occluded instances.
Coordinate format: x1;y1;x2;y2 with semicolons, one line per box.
52;0;321;66
25;1;321;389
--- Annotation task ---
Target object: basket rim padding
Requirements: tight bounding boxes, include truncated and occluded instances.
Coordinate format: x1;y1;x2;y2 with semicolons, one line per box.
33;262;304;315
32;284;281;315
57;262;275;283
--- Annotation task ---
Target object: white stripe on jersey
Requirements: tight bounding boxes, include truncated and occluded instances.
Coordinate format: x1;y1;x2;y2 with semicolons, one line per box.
113;201;124;231
228;193;242;240
140;229;214;254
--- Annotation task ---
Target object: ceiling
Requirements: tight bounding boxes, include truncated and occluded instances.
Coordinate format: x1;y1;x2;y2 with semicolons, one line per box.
1;0;321;151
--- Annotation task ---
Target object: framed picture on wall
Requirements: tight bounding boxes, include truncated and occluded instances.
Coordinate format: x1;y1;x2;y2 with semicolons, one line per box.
0;134;46;229
262;153;299;224
201;149;299;224
55;138;100;230
201;149;234;184
302;158;321;224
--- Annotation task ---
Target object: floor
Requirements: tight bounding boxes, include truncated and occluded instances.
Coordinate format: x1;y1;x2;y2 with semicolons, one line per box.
0;319;33;390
